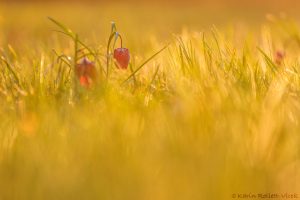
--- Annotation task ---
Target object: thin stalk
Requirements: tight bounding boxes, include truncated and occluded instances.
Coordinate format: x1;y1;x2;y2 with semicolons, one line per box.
122;44;169;85
106;32;122;79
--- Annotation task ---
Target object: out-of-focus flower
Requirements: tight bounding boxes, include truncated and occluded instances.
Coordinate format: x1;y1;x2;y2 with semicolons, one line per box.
275;50;285;66
76;57;97;88
113;48;130;69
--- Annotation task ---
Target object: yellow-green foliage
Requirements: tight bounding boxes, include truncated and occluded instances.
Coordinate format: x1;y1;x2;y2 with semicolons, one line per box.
0;4;300;200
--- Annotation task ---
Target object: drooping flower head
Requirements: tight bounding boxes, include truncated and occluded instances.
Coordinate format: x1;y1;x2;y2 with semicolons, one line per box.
113;48;130;69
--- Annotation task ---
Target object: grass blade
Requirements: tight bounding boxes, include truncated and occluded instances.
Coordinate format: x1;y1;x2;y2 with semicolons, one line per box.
257;47;278;74
48;17;74;38
122;44;169;85
0;57;20;87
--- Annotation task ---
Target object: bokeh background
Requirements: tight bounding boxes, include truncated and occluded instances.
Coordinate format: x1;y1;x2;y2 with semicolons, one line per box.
1;0;299;53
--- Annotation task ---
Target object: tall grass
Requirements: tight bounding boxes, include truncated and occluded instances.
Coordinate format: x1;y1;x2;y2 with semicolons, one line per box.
0;7;299;200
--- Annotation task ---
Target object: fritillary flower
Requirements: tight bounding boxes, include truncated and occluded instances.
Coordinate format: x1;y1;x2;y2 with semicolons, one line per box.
76;57;97;88
114;48;130;69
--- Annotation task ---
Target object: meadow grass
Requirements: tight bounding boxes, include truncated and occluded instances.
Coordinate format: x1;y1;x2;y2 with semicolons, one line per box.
0;4;300;200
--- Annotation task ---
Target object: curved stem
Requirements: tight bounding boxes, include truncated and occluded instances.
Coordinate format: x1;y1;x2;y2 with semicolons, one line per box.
118;34;123;48
106;32;122;79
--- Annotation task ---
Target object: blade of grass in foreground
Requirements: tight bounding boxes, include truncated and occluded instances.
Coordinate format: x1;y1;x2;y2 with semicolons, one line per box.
122;44;169;85
48;17;74;38
147;64;160;91
0;57;20;87
48;17;96;60
257;47;278;74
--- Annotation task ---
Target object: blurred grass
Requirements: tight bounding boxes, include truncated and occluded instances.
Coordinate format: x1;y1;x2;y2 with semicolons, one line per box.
0;3;300;200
